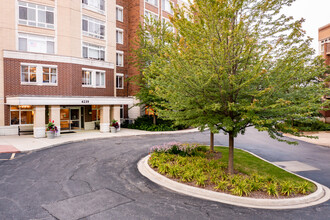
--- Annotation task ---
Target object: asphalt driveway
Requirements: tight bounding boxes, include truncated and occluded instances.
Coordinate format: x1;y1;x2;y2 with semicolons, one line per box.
0;128;329;220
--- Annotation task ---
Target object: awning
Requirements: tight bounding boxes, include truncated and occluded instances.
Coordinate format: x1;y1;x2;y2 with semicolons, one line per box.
6;96;134;106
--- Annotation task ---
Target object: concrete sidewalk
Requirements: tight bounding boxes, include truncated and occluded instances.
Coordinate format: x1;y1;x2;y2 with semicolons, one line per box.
284;131;330;148
0;128;199;153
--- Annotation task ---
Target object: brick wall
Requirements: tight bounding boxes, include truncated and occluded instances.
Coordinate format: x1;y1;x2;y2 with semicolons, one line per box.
4;58;115;97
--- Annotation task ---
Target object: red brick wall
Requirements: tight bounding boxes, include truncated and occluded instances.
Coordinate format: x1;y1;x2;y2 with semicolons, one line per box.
116;0;129;97
116;0;179;97
4;58;115;97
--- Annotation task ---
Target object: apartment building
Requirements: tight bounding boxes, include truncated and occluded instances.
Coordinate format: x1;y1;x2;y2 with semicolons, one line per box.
318;23;330;123
0;0;134;137
0;0;183;137
116;0;180;118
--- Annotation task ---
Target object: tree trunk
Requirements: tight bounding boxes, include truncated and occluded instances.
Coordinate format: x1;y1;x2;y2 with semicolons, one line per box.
153;115;157;125
228;132;234;174
210;131;214;152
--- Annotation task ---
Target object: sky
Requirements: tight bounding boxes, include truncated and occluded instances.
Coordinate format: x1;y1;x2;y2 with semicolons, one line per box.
281;0;330;54
181;0;330;55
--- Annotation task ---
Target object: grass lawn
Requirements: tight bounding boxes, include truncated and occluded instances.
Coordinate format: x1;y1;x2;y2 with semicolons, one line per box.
149;143;316;198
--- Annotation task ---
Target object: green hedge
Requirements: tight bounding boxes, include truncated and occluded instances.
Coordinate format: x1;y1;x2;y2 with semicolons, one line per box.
121;115;188;131
288;118;330;132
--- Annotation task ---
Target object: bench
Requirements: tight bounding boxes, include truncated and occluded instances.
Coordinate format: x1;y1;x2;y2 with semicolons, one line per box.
18;125;34;136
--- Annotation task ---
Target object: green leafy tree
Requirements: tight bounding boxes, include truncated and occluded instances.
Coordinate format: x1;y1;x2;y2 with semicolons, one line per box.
130;17;175;125
140;0;329;174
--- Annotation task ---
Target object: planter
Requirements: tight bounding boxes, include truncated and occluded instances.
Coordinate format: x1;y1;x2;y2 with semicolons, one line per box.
110;126;117;133
47;130;56;139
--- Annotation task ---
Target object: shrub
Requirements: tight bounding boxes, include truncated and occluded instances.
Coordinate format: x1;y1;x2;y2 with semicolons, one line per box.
296;181;312;194
230;179;251;196
149;142;204;156
281;118;330;132
280;181;296;196
122;115;188;131
214;180;230;191
266;183;279;197
149;145;315;198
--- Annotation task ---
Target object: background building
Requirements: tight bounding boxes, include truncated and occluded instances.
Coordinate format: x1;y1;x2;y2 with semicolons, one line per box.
0;0;184;137
318;23;330;123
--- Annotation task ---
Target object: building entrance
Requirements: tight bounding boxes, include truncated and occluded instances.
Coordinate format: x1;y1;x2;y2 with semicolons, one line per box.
60;107;81;130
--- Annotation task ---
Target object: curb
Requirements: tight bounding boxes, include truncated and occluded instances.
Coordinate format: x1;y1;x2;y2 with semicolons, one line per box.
19;128;200;153
137;155;330;209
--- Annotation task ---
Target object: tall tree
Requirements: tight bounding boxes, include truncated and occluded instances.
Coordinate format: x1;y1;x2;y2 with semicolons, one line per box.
141;0;329;174
130;17;175;125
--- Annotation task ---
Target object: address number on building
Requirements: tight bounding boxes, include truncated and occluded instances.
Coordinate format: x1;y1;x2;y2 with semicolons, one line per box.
81;100;90;104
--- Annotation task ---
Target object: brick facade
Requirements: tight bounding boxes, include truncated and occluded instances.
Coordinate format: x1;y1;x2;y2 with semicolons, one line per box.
115;0;178;98
4;58;115;98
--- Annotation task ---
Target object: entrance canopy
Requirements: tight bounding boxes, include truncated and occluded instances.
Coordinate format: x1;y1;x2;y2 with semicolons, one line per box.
6;96;134;106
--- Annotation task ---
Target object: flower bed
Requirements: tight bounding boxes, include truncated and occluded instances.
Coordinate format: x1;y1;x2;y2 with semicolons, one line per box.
148;143;315;198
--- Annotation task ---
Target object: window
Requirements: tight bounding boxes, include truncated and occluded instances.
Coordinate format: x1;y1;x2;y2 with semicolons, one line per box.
21;65;37;83
10;105;34;125
120;105;124;119
320;37;330;55
18;1;54;29
145;10;158;24
92;105;101;121
82;69;105;88
43;67;57;83
116;73;124;89
162;0;173;14
146;0;158;7
18;33;54;54
82;0;105;13
82;16;105;39
162;17;174;33
116;29;123;44
21;63;57;85
116;51;124;67
116;6;123;22
82;70;92;86
82;43;105;60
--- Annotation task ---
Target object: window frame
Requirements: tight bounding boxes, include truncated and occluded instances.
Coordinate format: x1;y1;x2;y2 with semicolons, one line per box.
18;1;55;29
10;105;34;126
116;6;123;22
82;42;105;61
82;0;105;14
82;68;106;88
145;0;158;7
116;51;124;67
82;15;105;40
144;10;159;24
162;0;173;14
162;17;174;33
20;63;58;86
116;28;124;44
18;33;55;54
116;73;124;89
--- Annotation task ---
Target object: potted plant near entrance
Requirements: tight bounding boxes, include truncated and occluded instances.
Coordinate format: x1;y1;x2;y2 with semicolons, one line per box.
46;119;58;139
110;119;119;133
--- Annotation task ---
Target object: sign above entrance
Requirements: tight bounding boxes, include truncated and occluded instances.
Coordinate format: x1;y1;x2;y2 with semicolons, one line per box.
6;96;134;106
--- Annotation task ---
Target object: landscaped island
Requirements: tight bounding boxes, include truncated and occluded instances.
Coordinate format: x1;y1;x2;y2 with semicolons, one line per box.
148;143;315;199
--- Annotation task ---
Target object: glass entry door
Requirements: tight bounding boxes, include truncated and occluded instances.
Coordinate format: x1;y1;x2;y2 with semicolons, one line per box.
70;108;80;130
60;107;81;130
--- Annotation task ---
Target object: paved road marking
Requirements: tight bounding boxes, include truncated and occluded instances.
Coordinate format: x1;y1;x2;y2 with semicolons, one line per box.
273;161;320;172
